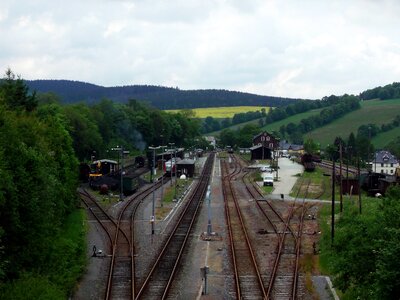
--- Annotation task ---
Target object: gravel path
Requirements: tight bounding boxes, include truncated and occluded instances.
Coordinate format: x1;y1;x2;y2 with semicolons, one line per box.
272;157;304;196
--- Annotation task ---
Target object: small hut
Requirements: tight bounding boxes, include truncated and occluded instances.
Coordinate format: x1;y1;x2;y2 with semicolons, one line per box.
177;159;195;178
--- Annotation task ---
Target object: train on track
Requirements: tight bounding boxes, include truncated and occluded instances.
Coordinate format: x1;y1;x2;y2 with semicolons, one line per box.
300;153;321;172
164;157;181;176
146;147;185;168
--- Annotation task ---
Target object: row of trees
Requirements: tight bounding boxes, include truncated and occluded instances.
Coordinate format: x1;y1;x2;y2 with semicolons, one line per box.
264;95;345;125
38;95;202;162
279;95;360;144
201;108;266;133
218;124;262;149
359;82;400;100
321;115;400;163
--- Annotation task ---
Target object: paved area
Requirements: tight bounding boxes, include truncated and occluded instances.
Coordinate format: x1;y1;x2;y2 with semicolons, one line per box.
271;157;304;196
312;276;340;300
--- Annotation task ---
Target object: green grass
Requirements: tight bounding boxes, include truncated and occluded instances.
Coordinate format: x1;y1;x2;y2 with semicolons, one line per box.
308;99;400;146
290;167;332;199
165;106;270;118
207;107;323;137
290;165;359;201
162;178;193;204
371;126;400;149
262;108;324;133
207;117;264;136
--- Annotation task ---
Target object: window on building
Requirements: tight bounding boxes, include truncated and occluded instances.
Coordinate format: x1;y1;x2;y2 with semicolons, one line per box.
381;163;384;167
391;163;393;167
391;169;394;174
381;170;384;173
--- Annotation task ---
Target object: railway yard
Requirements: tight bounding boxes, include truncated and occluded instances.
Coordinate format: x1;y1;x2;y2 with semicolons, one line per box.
74;152;331;299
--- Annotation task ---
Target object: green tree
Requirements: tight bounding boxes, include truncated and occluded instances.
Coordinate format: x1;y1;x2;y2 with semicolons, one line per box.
0;69;37;112
304;138;319;155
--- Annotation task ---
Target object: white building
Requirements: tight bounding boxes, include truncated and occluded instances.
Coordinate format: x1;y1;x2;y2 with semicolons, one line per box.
204;136;216;148
371;150;399;175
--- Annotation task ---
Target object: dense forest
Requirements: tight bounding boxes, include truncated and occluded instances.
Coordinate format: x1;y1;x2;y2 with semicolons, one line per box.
0;70;205;298
25;79;303;109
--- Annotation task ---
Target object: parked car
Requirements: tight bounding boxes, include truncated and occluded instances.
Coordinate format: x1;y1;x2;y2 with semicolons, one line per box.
260;165;272;172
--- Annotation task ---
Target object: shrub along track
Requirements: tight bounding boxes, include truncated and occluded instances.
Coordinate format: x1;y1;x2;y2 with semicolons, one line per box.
135;153;215;300
222;154;267;299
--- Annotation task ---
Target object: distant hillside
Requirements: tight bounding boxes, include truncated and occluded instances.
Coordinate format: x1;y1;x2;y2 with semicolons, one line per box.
26;80;304;109
308;98;400;146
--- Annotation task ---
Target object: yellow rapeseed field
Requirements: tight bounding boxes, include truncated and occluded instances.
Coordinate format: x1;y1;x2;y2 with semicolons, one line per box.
165;106;270;118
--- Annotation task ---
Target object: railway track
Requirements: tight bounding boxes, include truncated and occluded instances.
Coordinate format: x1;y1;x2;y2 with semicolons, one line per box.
106;176;171;300
318;160;359;175
79;188;126;253
80;175;171;299
135;153;215;299
222;155;267;299
266;178;311;300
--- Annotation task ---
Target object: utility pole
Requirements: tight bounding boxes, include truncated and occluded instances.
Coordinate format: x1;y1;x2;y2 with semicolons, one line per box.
111;146;127;201
149;146;160;234
174;147;177;199
160;145;166;207
169;143;175;187
367;126;371;171
206;185;212;235
358;157;362;214
275;147;279;181
339;142;343;213
331;157;335;245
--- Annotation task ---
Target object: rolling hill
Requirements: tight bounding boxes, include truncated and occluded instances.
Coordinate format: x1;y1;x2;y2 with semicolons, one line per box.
26;79;304;110
206;99;400;150
307;99;400;146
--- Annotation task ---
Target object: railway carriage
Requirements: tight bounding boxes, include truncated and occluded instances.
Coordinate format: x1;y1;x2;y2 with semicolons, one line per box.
164;158;181;176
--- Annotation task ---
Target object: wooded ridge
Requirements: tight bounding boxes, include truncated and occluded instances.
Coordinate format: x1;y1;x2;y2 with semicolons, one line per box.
26;79;304;109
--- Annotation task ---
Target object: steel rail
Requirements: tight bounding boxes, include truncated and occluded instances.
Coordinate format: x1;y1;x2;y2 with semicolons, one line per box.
105;177;169;300
222;154;267;299
135;153;214;299
266;178;311;299
79;189;115;252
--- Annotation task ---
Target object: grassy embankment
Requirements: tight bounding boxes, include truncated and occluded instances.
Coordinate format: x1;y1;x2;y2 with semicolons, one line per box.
290;166;385;298
318;195;382;299
262;108;324;133
0;209;87;299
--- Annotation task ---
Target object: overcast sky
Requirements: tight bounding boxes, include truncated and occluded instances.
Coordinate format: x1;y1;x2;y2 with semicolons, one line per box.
1;0;399;99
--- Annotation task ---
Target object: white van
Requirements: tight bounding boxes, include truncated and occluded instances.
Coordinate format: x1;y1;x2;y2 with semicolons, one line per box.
263;173;274;186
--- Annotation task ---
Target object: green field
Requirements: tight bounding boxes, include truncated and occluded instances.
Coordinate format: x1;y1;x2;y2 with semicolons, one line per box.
372;127;400;149
165;106;270;118
308;99;400;146
206;117;264;136
262;108;324;133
